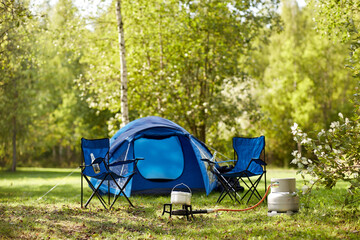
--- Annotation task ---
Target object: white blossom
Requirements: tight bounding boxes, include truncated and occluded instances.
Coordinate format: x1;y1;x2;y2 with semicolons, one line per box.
318;129;325;137
301;157;308;165
330;121;340;129
301;138;312;144
291;123;299;134
292;150;298;156
302;185;309;194
291;158;298;164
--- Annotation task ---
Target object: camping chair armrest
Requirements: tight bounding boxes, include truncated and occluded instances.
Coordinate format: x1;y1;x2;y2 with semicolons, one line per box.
108;157;145;167
93;157;106;164
81;164;95;167
133;157;144;166
252;158;267;166
201;158;216;165
245;158;267;171
217;160;236;167
81;157;106;168
217;160;236;164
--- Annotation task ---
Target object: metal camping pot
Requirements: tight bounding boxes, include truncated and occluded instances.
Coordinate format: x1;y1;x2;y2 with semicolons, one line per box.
171;183;192;205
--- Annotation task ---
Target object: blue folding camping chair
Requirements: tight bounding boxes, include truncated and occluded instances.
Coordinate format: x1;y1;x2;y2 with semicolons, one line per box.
80;138;143;210
217;136;267;204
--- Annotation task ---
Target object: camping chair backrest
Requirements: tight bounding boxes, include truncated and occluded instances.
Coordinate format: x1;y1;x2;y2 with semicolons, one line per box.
81;138;110;178
232;136;265;175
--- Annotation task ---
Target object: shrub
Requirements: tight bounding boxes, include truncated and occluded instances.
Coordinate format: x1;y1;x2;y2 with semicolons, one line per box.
291;112;360;206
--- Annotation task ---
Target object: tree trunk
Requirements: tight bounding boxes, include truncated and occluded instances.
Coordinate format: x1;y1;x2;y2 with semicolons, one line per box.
66;145;71;162
116;0;129;127
52;146;56;162
157;10;164;114
11;116;16;172
59;144;63;163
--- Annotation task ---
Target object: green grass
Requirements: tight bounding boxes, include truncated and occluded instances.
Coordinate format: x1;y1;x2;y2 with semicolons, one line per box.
0;167;359;239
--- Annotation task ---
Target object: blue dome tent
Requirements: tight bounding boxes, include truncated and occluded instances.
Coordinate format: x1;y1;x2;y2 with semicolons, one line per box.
93;116;217;196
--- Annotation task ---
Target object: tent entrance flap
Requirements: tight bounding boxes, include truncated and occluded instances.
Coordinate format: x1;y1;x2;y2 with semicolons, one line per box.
134;136;184;181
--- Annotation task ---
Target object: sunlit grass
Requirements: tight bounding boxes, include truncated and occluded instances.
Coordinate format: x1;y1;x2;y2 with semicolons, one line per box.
0;167;359;239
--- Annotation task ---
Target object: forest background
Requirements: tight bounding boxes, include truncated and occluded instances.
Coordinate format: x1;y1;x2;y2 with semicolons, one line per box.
1;0;359;171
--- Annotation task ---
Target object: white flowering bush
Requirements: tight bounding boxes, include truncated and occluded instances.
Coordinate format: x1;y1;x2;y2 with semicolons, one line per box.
291;113;360;205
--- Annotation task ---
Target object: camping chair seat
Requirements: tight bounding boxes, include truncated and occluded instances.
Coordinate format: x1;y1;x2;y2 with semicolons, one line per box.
80;138;142;210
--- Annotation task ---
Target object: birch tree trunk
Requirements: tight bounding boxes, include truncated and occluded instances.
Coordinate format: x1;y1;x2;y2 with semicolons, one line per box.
115;0;129;127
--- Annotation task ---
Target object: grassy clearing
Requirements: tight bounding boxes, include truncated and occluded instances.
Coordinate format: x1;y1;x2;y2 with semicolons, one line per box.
0;167;359;239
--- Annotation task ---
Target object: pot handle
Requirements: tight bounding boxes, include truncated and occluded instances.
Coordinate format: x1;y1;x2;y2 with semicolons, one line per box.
172;183;192;194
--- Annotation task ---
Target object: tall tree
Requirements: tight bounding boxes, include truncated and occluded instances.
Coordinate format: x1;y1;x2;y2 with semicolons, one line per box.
0;0;36;171
27;0;111;166
79;0;280;143
115;0;129;127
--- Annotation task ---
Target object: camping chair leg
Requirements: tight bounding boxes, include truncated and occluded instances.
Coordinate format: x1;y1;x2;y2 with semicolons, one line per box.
108;180;110;205
245;177;262;204
84;175;108;210
252;175;264;200
111;173;134;208
217;188;231;204
226;178;243;204
216;175;237;203
81;169;83;208
217;178;242;204
216;176;234;203
264;170;267;203
239;177;254;201
109;173;135;209
217;188;228;204
84;179;108;209
217;189;236;204
217;188;230;204
239;174;264;204
83;175;108;207
251;175;264;201
214;168;240;204
217;180;237;204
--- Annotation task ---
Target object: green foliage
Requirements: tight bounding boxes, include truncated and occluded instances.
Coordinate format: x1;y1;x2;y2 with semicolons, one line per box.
310;0;360;78
0;0;31;46
250;0;356;166
79;0;281;145
1;0;358;170
0;0;111;169
25;0;112;167
0;0;38;170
